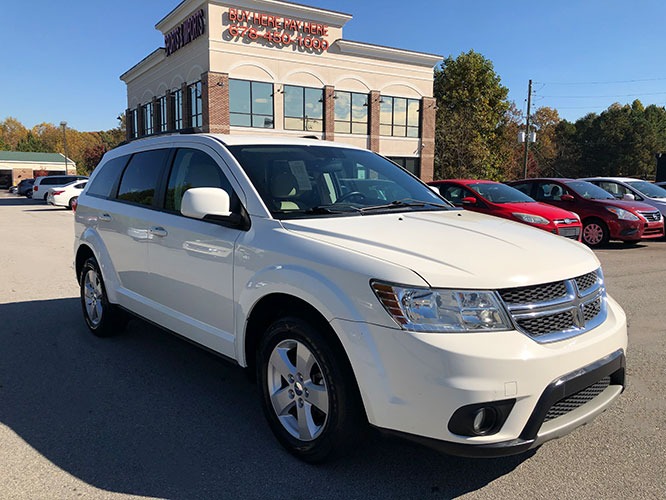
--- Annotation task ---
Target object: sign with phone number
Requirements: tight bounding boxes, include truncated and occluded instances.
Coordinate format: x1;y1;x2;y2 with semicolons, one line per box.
227;24;329;51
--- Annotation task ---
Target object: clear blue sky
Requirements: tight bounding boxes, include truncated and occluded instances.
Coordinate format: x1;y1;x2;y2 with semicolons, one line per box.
3;0;666;132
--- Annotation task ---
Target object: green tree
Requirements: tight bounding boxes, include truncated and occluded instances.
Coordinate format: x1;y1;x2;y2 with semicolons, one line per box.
433;50;510;180
16;131;49;152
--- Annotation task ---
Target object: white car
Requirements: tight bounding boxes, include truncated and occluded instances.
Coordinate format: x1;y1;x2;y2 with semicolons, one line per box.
33;174;87;201
47;179;88;209
74;133;627;462
581;176;666;218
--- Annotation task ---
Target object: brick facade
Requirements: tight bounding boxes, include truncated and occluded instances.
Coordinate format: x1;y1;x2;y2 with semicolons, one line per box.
202;72;230;134
323;85;335;141
419;96;437;182
368;90;381;153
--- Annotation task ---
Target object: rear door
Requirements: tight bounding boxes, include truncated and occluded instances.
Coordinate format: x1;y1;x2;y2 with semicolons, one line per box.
95;148;171;307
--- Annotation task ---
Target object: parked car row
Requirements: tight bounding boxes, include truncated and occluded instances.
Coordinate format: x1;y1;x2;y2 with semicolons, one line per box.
9;175;88;209
429;177;666;247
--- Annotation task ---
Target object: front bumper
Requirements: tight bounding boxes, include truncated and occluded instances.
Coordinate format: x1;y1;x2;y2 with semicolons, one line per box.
333;296;627;457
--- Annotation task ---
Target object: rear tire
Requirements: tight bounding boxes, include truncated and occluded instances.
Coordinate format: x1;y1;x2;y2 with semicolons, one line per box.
80;257;127;337
68;196;78;210
257;316;365;463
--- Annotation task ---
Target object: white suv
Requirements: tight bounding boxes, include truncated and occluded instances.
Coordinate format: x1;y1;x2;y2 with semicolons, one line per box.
74;133;627;462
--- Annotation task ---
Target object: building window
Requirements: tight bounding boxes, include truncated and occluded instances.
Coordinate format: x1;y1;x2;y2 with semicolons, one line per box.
142;102;154;136
130;109;139;139
158;96;168;132
334;91;368;134
284;85;323;132
229;79;274;128
173;89;183;130
189;81;203;128
388;157;421;177
380;97;420;137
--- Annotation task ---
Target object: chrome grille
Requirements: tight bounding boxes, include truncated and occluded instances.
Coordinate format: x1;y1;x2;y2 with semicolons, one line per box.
544;376;611;421
499;281;566;304
575;271;598;293
516;310;575;336
499;269;607;343
638;210;662;222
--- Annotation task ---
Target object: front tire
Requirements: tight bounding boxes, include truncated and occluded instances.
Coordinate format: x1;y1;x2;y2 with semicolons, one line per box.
257;317;364;463
582;219;609;247
80;257;127;337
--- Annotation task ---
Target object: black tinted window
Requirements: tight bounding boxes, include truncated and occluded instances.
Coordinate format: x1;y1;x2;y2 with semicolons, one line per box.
117;149;169;206
87;155;130;199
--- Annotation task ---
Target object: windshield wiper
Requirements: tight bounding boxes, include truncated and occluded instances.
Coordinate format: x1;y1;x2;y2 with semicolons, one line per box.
303;205;362;215
359;199;450;213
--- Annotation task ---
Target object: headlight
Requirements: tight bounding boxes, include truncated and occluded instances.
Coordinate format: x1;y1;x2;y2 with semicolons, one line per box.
512;212;550;225
371;281;512;333
605;207;639;221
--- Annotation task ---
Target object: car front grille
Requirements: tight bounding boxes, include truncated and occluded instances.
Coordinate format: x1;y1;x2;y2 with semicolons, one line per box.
638;210;662;222
498;269;607;343
543;376;611;421
556;226;581;239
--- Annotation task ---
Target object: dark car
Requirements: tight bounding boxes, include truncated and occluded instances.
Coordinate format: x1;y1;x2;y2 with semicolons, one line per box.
508;178;664;247
17;179;35;196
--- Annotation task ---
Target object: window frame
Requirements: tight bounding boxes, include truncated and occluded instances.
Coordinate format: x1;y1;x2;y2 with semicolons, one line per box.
380;96;420;137
142;102;154;136
283;85;324;132
334;91;368;135
229;79;275;129
188;81;203;128
173;89;183;130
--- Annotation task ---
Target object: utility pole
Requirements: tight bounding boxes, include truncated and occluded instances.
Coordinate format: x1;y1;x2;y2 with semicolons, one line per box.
522;79;532;179
60;121;69;173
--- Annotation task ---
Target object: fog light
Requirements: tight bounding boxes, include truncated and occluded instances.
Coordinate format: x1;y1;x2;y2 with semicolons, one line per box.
448;399;515;437
472;407;498;435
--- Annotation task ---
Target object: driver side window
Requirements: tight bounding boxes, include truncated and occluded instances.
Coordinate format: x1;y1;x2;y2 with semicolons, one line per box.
165;148;238;213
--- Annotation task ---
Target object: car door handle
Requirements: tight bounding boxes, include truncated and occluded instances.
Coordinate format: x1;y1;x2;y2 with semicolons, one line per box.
98;213;112;222
149;226;168;238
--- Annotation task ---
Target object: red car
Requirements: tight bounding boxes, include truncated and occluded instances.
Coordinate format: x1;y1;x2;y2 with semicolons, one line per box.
508;178;665;247
429;179;582;240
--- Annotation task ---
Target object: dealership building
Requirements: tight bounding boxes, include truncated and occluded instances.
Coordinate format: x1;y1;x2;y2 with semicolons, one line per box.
120;0;441;180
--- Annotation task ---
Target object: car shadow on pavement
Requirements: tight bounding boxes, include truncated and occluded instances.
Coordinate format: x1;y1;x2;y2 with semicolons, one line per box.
0;298;532;499
0;197;46;207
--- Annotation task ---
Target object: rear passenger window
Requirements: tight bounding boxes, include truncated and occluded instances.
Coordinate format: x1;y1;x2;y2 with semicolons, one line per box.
117;149;169;206
87;156;130;199
165;148;237;212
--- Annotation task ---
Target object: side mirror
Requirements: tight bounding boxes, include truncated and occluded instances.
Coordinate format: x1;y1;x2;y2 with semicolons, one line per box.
462;196;477;205
622;193;635;201
181;187;231;219
561;194;575;201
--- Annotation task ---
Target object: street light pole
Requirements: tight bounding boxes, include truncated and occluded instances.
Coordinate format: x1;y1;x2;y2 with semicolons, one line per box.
60;121;68;173
522;80;532;179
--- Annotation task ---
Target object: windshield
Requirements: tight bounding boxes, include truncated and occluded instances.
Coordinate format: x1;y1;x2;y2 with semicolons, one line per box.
226;144;451;218
626;180;666;199
566;181;615;200
469;182;535;203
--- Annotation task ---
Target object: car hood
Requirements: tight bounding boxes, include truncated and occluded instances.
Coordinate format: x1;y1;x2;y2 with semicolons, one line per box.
493;201;580;221
596;198;661;213
281;210;598;289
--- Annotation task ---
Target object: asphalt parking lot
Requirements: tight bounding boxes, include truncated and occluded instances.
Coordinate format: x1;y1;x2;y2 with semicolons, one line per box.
1;192;665;500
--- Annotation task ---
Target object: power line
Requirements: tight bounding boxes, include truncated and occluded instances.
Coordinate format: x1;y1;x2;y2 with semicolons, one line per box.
534;77;666;85
539;91;666;99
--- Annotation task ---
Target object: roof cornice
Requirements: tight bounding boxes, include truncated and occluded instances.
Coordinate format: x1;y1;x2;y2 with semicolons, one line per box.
333;39;442;68
120;48;166;83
